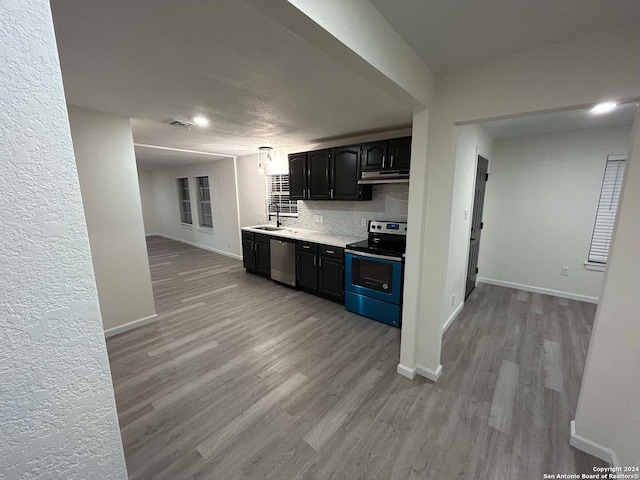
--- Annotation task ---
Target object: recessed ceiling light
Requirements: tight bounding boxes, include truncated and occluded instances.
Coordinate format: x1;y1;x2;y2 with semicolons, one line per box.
591;102;617;114
192;116;210;127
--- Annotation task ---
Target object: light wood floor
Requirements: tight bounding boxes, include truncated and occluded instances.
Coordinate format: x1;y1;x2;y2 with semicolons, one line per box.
106;236;606;479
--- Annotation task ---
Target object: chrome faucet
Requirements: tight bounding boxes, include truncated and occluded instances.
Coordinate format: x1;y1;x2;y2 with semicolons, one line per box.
267;202;282;227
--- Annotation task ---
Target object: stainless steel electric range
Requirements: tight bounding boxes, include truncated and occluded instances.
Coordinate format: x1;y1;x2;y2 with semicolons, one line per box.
344;221;407;327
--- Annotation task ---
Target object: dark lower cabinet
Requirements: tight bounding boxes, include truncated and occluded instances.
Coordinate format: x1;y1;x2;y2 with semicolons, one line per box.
318;256;344;301
297;251;318;290
242;231;270;277
297;241;344;303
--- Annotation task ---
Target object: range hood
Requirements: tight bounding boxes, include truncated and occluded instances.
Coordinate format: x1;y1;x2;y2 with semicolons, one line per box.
357;170;410;185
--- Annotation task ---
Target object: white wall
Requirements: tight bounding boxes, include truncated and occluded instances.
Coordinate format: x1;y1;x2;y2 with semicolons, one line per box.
236;154;268;227
68;105;156;334
478;125;631;302
138;168;157;234
574;112;640;467
0;0;127;477
152;158;242;258
444;124;494;327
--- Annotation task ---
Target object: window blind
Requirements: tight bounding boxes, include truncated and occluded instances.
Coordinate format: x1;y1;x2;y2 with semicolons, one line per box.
266;174;298;216
588;155;626;264
196;176;213;229
177;178;192;224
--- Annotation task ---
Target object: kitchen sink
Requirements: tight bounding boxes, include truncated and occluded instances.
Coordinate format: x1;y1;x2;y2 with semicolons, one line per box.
252;225;283;231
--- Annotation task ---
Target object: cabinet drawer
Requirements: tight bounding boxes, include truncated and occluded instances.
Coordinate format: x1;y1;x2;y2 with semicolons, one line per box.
320;245;343;258
255;233;271;244
242;231;255;241
298;241;319;254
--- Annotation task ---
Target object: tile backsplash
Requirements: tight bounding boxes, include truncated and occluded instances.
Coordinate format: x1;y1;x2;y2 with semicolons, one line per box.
279;184;409;237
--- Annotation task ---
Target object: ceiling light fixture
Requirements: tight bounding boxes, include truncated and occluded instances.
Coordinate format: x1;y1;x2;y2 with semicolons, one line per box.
192;115;210;127
258;146;273;175
591;102;617;115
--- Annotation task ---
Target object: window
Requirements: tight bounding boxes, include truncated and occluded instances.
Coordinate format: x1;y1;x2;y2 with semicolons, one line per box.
266;174;297;217
196;176;213;229
587;155;626;264
177;178;192;224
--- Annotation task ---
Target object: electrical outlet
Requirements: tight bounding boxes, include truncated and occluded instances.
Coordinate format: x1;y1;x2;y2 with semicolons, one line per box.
319;215;324;223
361;218;367;227
451;294;456;306
464;210;469;220
561;266;569;276
313;214;320;223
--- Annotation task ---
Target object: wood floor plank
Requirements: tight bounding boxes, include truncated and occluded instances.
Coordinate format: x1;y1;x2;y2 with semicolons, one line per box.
543;339;564;392
488;360;519;432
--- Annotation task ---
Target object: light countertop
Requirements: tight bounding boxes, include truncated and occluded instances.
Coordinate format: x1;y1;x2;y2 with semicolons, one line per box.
241;225;363;249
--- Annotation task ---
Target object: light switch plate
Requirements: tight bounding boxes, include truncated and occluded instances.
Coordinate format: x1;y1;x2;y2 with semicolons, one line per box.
361;218;367;226
561;266;569;276
464;210;469;220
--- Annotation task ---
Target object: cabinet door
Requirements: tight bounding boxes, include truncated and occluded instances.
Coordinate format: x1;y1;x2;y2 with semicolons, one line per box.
297;251;318;291
388;136;412;170
331;145;360;200
361;141;387;171
308;149;331;200
255;242;271;276
318;256;344;301
242;239;256;270
288;153;307;200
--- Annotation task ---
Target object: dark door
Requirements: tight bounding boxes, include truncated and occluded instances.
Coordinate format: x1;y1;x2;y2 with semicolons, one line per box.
318;256;344;300
255;236;271;276
465;155;489;299
388;137;412;170
297;252;318;290
242;239;256;270
361;141;387;171
331;145;360;200
288;153;307;200
308;150;331;200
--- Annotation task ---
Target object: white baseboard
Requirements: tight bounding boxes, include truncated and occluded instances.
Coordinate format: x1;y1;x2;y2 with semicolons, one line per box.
477;277;599;304
396;363;416;379
570;420;619;467
416;363;443;382
145;232;158;237
104;314;157;338
443;302;464;333
155;233;242;261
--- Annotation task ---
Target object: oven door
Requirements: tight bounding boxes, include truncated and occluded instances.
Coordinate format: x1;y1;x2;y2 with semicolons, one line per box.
344;251;403;304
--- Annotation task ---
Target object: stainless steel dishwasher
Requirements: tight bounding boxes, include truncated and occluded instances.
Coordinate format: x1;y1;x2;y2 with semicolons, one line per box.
270;238;296;287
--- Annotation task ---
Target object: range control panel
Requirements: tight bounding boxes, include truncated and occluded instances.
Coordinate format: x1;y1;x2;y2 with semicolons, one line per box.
369;221;408;236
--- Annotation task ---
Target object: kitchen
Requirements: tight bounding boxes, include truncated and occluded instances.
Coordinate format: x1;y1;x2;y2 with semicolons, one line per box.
6;0;637;478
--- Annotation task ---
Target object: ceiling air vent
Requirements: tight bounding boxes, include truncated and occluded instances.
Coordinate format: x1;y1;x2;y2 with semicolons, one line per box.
166;119;194;129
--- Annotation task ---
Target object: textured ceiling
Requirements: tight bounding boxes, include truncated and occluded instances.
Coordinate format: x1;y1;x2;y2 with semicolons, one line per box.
370;0;640;73
51;0;413;165
479;102;637;139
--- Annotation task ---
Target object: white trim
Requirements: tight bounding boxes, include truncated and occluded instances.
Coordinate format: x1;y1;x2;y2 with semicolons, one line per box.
477;277;599;304
584;261;606;272
180;223;193;230
396;363;416;379
145;232;158;237
443;301;464;333
155;233;242;260
232;156;243;261
197;227;214;235
570;420;620;467
416;364;443;382
104;314;157;338
134;143;231;158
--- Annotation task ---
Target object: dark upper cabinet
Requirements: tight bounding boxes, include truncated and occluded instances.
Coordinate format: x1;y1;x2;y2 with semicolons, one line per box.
288;153;307;201
388;136;412;170
308;149;331;200
361;141;387;171
331;145;361;200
